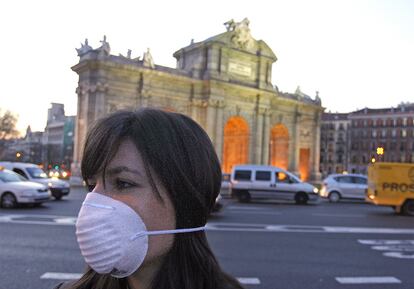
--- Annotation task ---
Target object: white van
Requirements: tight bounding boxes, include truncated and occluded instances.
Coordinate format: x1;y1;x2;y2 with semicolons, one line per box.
230;165;319;204
0;162;70;200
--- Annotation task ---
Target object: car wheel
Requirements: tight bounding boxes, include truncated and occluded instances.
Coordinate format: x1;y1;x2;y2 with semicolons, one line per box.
295;192;308;205
1;192;17;208
237;190;251;203
53;193;63;200
401;200;414;216
328;191;341;203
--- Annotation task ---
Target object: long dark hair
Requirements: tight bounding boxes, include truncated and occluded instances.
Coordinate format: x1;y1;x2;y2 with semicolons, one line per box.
69;108;243;289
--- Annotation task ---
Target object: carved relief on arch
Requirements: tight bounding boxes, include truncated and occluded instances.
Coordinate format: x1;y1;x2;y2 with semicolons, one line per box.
222;116;250;173
270;123;289;170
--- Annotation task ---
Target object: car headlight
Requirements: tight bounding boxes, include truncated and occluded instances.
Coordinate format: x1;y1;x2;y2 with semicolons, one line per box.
48;182;53;187
313;187;319;194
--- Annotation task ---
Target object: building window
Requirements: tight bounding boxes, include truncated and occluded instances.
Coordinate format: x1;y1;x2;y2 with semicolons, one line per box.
392;129;397;137
401;129;407;138
382;129;387;138
403;117;407;126
362;155;367;163
372;130;377;138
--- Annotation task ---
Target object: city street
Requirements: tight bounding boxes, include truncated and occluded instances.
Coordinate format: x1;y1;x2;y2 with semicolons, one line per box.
0;187;413;289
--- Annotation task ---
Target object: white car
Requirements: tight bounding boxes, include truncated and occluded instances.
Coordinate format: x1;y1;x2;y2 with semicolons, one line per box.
230;165;319;204
0;162;70;200
220;173;231;197
320;173;368;202
0;168;51;208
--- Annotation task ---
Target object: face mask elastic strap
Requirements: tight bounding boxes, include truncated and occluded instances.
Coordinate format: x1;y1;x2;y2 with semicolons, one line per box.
130;226;206;240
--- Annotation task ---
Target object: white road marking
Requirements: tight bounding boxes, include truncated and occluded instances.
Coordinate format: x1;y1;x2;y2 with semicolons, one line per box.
236;278;261;285
358;240;414;245
54;217;77;224
2;215;413;235
335;277;401;284
227;206;267;211
40;272;83;280
207;222;414;234
372;245;414;252
312;213;365;218
40;272;261;285
383;252;414;259
226;210;282;216
358;239;414;259
0;214;77;226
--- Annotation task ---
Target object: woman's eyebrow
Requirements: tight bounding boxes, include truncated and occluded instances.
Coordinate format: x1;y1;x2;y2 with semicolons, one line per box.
106;166;143;177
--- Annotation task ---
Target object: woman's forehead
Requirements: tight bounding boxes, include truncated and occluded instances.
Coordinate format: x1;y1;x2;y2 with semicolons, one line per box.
108;140;144;169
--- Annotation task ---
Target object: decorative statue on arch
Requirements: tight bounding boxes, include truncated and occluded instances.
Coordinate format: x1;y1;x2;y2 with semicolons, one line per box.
224;18;254;50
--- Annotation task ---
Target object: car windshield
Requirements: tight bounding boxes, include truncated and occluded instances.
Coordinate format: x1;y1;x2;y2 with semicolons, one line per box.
286;172;300;183
0;170;27;182
222;174;230;182
26;167;48;179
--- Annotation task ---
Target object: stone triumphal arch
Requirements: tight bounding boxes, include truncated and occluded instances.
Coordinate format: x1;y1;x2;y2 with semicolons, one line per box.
72;19;323;181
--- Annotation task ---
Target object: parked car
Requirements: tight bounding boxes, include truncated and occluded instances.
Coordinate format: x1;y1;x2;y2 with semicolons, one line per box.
320;173;368;202
220;173;231;197
230;165;319;204
0;162;70;200
212;193;223;213
0;168;51;208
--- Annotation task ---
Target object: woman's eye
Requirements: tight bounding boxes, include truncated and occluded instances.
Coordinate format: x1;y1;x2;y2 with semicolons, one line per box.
115;179;135;190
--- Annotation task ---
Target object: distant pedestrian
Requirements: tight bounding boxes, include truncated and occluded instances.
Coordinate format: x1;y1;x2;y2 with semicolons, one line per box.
54;108;243;289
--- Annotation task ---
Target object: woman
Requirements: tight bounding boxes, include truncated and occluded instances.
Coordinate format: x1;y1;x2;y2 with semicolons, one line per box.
56;108;243;289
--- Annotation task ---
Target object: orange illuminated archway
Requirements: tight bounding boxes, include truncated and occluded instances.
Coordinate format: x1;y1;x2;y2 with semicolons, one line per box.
222;116;249;173
270;124;289;170
299;148;310;181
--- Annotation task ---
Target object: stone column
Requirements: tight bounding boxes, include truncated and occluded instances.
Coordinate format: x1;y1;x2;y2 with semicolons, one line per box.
289;107;301;175
206;100;217;142
94;81;107;120
190;99;197;120
262;109;271;164
71;83;88;181
254;109;264;164
310;111;322;181
215;100;225;162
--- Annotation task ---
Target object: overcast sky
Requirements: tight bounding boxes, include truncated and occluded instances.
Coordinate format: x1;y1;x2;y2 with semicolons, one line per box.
1;0;413;133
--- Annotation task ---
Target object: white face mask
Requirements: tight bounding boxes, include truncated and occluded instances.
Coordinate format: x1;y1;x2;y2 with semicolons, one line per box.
75;192;205;278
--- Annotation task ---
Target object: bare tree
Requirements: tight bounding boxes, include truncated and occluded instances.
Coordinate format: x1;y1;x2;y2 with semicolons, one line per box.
0;109;19;140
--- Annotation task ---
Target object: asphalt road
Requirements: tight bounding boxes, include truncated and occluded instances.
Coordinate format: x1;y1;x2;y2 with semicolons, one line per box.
0;187;413;289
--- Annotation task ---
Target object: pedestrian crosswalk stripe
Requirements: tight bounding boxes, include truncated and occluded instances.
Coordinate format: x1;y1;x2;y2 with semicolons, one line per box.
40;272;261;285
358;239;414;259
41;273;83;279
237;278;261;285
335;277;401;284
